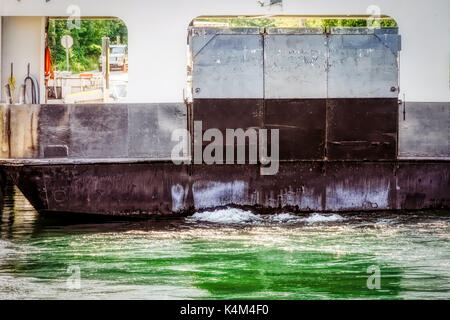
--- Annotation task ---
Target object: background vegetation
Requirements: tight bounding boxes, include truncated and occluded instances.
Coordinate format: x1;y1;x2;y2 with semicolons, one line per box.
48;18;128;73
194;16;397;28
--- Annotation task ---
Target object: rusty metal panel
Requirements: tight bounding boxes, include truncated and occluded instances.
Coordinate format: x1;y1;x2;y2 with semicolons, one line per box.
191;164;259;209
256;162;325;211
265;99;326;160
128;103;187;158
399;102;450;158
8;104;39;158
0;104;41;159
396;162;450;209
328;31;400;98
0;104;11;159
327;98;398;160
3;165;48;211
264;33;327;98
192;32;264;99
3;160;450;215
40;163;190;215
325;162;395;210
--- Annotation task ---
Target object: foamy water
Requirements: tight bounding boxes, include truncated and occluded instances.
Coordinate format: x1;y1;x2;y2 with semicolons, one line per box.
188;207;262;224
188;207;344;225
300;213;344;223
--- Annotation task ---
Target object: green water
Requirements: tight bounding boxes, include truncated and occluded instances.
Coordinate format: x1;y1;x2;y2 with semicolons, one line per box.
0;184;449;300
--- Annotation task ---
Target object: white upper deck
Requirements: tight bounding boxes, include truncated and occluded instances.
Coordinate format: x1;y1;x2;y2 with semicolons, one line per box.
0;0;449;103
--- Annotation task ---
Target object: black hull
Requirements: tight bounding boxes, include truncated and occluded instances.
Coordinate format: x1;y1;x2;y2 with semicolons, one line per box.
3;160;449;216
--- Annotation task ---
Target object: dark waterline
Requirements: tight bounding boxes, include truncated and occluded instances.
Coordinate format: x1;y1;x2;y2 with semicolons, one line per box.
0;182;449;299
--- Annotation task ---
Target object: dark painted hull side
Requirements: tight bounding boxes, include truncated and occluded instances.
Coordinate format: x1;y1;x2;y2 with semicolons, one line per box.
194;98;398;161
3;161;449;216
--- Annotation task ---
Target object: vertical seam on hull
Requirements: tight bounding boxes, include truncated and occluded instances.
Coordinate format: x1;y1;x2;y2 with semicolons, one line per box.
42;168;50;210
325;33;329;161
448;106;450;156
262;32;266;169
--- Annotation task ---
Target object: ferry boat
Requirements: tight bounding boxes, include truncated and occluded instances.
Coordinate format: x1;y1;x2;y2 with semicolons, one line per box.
0;0;449;216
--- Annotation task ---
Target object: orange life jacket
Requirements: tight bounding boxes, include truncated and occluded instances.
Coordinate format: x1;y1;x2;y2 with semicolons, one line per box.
45;46;55;83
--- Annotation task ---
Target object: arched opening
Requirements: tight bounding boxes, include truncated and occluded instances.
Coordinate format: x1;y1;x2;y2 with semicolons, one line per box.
46;17;128;104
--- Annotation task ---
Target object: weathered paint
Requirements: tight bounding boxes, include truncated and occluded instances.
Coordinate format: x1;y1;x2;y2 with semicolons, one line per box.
0;103;188;161
395;162;450;209
192;180;249;209
399;102;450;159
191;27;400;100
194;98;398;161
327;30;399;98
264;99;326;160
193;99;263;162
191;30;264;99
0;104;39;159
191;28;400;161
326;98;398;160
1;99;448;215
264;33;328;99
325;163;393;210
2;161;449;215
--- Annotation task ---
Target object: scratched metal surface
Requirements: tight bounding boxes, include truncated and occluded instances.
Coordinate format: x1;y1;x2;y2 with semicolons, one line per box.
327;31;400;98
191;27;400;99
38;104;71;158
326;98;398;160
189;27;261;58
399;102;450;159
264;33;328;99
69;104;129;158
128;103;188;158
191;33;264;99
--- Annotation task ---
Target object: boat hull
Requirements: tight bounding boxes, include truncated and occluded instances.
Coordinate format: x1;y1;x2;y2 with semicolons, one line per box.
2;160;449;216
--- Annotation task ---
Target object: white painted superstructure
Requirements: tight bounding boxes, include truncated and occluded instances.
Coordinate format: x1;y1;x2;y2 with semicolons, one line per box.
0;0;449;103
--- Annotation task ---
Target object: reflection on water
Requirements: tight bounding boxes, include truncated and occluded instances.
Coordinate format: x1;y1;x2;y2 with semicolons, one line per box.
0;182;449;299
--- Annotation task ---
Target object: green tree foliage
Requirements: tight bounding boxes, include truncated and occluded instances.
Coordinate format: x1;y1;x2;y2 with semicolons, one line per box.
305;18;397;28
48;18;128;73
195;16;397;29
